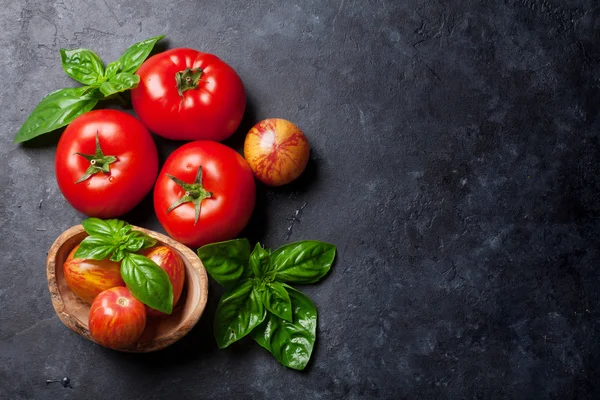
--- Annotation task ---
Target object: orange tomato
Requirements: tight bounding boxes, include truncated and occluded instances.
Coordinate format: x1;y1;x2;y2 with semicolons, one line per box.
63;244;125;304
243;118;310;186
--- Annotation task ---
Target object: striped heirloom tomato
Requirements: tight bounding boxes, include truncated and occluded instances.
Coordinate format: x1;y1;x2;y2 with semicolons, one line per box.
89;287;147;349
63;244;125;304
244;118;310;186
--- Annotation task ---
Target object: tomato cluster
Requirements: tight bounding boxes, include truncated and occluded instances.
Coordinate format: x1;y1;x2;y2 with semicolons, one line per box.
64;243;185;349
51;46;311;349
55;47;310;247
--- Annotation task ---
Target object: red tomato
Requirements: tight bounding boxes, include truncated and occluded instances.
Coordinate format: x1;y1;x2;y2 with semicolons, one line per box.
154;141;256;247
244;118;310;186
88;286;146;350
63;244;125;304
55;110;158;218
131;48;246;141
141;245;185;318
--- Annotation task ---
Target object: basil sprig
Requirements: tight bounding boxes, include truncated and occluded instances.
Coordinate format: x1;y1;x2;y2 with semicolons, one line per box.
74;218;174;314
14;35;164;143
198;239;336;370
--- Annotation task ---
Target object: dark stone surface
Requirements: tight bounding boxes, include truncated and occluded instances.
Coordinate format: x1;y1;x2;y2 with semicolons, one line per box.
1;0;599;398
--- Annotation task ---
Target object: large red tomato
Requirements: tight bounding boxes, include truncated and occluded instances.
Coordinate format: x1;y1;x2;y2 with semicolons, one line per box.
154;141;256;247
88;286;146;350
55;110;158;218
131;48;246;141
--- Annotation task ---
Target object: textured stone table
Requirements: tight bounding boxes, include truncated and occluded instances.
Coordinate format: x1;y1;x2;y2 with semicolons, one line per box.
1;0;599;398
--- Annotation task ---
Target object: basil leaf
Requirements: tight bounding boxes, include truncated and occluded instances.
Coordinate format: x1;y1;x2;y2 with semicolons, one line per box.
74;235;117;260
125;237;145;253
128;230;157;250
249;243;273;279
81;218;125;238
121;253;173;314
214;280;266;349
99;73;140;97
259;281;292;322
113;35;164;75
118;224;133;237
14;87;100;143
110;247;126;262
198;239;251;288
251;285;317;370
104;61;120;80
60;48;105;85
271;241;336;284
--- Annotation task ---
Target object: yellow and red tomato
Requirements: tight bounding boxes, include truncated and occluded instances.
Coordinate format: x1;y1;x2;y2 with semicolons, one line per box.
88;286;146;349
141;245;185;318
63;244;125;304
243;118;310;186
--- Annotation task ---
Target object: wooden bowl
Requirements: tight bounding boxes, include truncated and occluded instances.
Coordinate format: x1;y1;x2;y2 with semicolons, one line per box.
46;224;208;352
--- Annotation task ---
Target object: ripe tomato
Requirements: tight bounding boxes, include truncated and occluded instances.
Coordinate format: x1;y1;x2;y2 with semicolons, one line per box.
88;286;146;350
154;141;256;247
55;110;158;218
63;244;125;304
131;48;246;141
141;245;185;318
244;118;310;186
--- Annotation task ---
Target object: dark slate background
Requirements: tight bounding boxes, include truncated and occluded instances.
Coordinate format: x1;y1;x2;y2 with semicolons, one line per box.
1;0;599;398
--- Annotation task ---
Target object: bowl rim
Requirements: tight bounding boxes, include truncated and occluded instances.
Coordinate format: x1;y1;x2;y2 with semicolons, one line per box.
46;224;209;352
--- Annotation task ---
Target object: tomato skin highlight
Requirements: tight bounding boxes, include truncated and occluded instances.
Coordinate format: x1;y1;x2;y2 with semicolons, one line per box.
88;286;146;350
131;48;246;142
63;244;125;304
141;245;185;318
244;118;310;186
55;110;158;218
154;141;256;247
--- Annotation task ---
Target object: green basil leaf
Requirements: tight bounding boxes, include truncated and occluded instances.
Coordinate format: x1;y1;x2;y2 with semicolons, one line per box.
110;247;126;262
271;241;336;284
249;243;273;279
198;239;251;288
60;48;105;85
125;237;145;253
121;253;173;314
14;87;100;143
99;73;140;97
74;235;117;260
104;60;120;80
128;230;157;249
259;282;292;322
251;285;317;370
81;218;125;238
113;35;164;75
214;280;266;349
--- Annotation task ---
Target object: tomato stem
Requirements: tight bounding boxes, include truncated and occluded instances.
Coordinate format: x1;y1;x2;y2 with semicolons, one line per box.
175;68;203;96
73;133;118;184
166;166;212;225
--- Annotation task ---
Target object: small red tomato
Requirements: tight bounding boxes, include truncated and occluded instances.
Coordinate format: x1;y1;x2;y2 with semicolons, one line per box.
55;109;159;218
131;48;246;141
88;287;146;350
63;244;125;304
154;141;256;247
243;118;310;186
141;245;185;318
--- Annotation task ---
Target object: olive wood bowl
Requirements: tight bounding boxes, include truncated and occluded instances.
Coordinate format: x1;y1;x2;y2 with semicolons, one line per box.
46;224;208;352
